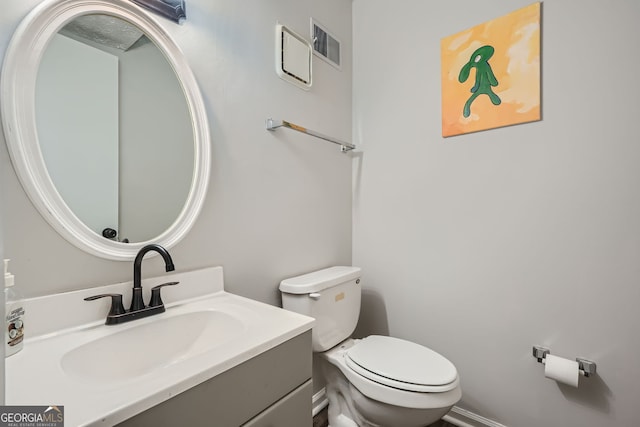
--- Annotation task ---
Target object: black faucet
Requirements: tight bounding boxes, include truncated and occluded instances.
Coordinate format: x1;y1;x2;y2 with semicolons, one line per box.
131;244;175;311
85;244;179;325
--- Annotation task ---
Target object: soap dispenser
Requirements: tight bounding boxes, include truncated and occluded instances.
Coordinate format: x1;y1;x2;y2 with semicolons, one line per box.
4;259;24;356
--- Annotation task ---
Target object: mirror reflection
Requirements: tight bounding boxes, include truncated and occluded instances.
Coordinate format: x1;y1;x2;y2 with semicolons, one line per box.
35;14;194;243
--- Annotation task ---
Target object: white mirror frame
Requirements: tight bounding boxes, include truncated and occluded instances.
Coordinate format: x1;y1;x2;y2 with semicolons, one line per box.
1;0;210;261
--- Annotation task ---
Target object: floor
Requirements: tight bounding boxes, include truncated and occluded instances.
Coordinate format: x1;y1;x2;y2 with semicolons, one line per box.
312;407;456;427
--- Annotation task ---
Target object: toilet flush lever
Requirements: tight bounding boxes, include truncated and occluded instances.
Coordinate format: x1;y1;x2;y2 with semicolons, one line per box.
309;293;322;300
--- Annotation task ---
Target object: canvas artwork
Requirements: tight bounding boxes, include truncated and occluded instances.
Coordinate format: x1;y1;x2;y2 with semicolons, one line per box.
441;2;541;137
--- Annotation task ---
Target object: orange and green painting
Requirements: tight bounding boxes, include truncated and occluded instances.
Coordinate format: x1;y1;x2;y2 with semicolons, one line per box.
441;2;541;137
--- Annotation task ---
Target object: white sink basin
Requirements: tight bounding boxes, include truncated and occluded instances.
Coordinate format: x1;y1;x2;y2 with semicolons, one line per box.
61;310;246;383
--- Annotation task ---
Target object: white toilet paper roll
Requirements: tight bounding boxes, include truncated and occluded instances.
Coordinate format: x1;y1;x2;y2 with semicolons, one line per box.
544;354;580;387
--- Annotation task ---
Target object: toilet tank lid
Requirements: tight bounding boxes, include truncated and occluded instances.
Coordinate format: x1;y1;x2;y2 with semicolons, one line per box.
280;266;361;294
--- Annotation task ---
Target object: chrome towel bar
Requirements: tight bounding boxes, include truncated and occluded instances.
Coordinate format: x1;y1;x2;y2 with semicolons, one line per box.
266;118;355;152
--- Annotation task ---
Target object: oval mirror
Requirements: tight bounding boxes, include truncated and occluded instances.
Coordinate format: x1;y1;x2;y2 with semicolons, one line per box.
1;0;210;260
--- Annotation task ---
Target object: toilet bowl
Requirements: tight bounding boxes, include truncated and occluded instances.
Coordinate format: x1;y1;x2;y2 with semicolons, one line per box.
280;266;461;427
321;337;461;427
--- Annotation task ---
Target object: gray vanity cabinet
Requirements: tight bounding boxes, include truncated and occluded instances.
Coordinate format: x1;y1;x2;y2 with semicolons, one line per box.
242;381;312;426
118;331;312;427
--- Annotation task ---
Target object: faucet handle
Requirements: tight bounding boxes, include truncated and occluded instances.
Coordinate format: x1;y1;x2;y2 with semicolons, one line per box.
84;294;126;316
149;281;180;307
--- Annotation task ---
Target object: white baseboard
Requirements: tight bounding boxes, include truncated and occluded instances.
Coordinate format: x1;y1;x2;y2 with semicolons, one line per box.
444;406;508;427
311;388;506;427
312;388;329;417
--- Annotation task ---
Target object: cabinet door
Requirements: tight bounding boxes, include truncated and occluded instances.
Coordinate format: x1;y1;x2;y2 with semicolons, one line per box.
243;380;312;427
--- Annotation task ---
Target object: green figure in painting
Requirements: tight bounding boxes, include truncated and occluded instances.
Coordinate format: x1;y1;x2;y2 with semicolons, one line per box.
458;45;501;118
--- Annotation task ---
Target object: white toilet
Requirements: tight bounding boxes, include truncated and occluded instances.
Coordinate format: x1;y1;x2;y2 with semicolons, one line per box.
280;266;461;427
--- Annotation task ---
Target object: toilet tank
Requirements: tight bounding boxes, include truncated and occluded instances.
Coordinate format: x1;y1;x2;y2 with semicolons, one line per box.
280;266;361;352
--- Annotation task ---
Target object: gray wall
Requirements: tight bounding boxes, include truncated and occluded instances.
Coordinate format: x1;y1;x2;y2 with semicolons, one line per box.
0;0;352;306
352;1;640;426
117;38;194;243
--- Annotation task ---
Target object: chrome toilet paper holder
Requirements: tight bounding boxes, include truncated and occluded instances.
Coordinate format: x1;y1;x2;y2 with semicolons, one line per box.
532;346;597;377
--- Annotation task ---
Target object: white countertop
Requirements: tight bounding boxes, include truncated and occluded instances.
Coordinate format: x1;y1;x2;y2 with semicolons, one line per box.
5;267;314;427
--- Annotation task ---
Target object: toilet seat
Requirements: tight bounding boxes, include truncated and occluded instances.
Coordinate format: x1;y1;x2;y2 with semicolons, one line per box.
345;335;458;393
322;338;462;409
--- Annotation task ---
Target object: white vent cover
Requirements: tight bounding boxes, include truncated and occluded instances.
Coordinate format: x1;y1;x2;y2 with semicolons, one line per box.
275;24;312;90
311;19;341;70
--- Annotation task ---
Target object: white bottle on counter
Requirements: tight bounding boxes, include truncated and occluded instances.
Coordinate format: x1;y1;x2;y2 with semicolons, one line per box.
4;259;24;357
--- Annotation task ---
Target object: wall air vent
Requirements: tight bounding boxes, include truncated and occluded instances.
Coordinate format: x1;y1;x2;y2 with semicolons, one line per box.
311;19;341;70
275;24;312;90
